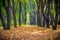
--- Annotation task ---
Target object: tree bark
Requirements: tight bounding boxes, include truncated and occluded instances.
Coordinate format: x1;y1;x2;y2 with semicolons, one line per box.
58;1;60;25
24;3;26;24
12;0;17;27
36;0;41;26
19;2;21;26
6;0;11;29
0;8;7;30
46;0;51;28
41;0;45;27
52;0;58;30
2;0;11;30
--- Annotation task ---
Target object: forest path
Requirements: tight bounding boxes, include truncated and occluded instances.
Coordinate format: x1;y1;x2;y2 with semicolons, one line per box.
0;26;60;40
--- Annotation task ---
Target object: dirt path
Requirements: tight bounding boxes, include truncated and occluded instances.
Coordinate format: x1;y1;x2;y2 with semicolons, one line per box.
0;26;60;40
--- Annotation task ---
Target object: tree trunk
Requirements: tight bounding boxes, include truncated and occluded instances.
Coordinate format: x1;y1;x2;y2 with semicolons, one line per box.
58;12;60;25
6;0;11;29
52;0;58;30
19;2;21;26
2;0;11;30
24;3;26;24
0;8;7;30
59;19;60;25
12;0;17;27
41;0;45;27
36;0;41;26
58;2;60;25
37;4;41;26
46;0;51;28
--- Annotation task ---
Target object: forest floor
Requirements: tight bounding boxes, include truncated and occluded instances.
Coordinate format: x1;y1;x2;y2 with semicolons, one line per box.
0;25;60;40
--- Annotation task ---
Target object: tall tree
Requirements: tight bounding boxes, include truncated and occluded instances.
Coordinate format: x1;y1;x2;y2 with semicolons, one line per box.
46;0;51;28
0;8;7;30
24;3;26;24
12;0;17;27
7;0;11;29
52;0;59;30
2;0;11;30
19;1;21;26
36;0;41;26
41;0;46;27
50;0;59;30
58;1;60;25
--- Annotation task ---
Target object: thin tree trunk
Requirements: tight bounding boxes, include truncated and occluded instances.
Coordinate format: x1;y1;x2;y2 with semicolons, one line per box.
2;0;11;30
12;0;17;27
59;12;60;25
6;0;11;29
37;3;41;26
36;0;41;26
24;3;26;24
0;8;7;30
58;2;60;25
19;2;21;26
46;0;51;28
52;0;58;30
41;0;45;27
58;15;60;25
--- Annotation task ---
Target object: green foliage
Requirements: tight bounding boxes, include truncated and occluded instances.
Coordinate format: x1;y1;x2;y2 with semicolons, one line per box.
51;1;56;18
0;20;2;26
21;0;28;3
5;0;8;7
0;0;3;8
0;0;59;27
2;7;6;16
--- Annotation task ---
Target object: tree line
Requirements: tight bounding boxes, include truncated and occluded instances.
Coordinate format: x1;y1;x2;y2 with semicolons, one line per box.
36;0;60;30
0;0;60;30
